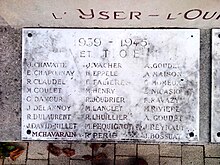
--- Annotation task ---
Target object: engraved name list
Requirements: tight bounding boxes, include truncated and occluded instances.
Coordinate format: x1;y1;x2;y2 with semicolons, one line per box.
22;29;199;142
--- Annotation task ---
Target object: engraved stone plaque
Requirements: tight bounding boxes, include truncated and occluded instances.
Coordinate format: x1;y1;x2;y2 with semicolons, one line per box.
22;29;200;142
212;29;220;142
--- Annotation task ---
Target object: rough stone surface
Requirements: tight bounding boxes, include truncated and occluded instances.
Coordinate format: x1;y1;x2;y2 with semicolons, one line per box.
49;157;70;165
160;157;181;165
116;144;136;156
200;29;211;142
138;144;159;165
70;143;92;159
205;158;220;165
182;145;204;165
205;144;220;157
70;160;92;165
0;26;22;141
2;142;220;165
160;144;181;157
48;144;71;165
0;16;8;26
115;156;137;165
49;143;70;158
28;141;49;159
26;160;48;165
98;144;115;161
93;144;115;165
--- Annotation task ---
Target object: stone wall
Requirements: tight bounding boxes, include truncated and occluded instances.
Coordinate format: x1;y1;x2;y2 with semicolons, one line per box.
0;26;212;142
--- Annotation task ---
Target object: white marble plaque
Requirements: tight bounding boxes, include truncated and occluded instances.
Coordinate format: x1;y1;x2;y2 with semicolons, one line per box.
22;29;200;142
212;29;220;142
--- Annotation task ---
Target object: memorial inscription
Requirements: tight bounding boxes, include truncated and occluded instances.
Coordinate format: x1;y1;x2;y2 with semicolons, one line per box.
212;29;220;142
22;29;199;142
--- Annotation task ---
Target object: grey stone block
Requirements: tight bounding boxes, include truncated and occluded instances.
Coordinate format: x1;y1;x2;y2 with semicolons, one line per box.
116;144;136;156
160;144;181;157
70;160;91;165
205;144;220;157
26;159;48;165
71;143;92;159
182;145;204;165
0;26;22;141
138;144;159;165
115;156;137;165
200;29;211;142
48;144;71;165
205;158;220;165
98;144;115;160
160;157;181;165
49;156;70;165
28;142;49;159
